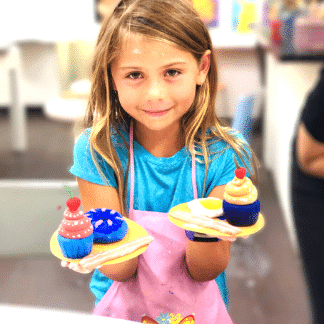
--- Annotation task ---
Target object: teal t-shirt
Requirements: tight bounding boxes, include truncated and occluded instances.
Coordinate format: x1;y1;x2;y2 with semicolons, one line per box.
70;125;251;309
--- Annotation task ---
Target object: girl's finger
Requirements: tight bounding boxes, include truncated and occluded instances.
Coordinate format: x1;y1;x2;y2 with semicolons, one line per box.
61;260;70;267
77;264;92;273
60;260;92;274
68;262;79;271
80;266;93;274
69;262;92;274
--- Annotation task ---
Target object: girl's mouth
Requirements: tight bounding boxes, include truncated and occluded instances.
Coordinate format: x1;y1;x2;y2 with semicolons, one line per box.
143;108;171;117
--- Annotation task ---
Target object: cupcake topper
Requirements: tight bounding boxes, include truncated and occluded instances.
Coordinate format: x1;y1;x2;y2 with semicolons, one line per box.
64;185;81;211
233;155;246;179
235;167;246;179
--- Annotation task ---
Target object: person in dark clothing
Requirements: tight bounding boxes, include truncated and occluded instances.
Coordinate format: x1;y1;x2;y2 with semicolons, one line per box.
291;67;324;323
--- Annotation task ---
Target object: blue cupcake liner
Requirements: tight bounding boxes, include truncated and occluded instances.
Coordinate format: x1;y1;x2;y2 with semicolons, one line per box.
84;208;128;243
57;233;93;259
223;200;260;227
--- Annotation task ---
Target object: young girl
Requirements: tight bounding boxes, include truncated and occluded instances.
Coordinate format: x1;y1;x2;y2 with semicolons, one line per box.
64;0;259;322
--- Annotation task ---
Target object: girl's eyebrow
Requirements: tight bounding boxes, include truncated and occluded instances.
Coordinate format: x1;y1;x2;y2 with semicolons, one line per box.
118;61;187;71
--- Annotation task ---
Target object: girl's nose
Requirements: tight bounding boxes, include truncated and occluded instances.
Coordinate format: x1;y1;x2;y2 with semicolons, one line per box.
146;78;166;102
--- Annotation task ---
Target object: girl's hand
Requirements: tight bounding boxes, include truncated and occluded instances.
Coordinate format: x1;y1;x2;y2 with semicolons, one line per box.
61;260;93;274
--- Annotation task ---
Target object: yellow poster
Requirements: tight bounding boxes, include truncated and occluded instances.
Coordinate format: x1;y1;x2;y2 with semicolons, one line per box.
232;0;257;34
191;0;219;27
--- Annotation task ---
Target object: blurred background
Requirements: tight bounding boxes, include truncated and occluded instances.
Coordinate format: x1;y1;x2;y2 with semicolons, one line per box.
1;0;324;323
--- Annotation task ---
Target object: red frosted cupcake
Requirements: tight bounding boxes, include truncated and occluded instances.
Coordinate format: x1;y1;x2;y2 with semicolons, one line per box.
57;194;93;259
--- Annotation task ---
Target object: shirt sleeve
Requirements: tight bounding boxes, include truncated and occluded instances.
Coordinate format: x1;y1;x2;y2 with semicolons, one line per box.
69;130;117;187
204;133;252;197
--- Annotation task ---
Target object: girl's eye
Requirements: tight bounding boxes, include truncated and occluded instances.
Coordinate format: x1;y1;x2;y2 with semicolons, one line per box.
166;69;180;77
127;72;142;80
126;70;180;79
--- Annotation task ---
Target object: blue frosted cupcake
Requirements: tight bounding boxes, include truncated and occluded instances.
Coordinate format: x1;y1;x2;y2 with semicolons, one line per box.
84;208;128;243
223;167;260;227
223;200;260;227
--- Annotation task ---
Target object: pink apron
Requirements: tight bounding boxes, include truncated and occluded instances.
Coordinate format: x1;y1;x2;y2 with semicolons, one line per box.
93;125;233;324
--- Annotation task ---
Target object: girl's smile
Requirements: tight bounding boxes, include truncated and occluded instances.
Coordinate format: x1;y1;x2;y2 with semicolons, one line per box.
143;107;172;117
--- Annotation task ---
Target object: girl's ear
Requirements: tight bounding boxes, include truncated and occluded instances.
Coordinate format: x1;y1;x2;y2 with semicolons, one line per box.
196;50;211;86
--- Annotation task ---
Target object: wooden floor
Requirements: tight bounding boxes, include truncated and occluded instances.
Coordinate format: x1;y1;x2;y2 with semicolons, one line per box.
0;113;313;323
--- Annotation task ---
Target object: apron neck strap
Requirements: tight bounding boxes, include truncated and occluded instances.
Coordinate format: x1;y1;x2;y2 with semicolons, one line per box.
129;120;198;213
192;152;198;200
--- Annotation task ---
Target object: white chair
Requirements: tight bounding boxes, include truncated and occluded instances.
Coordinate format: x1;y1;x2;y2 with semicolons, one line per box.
44;78;91;122
44;79;90;140
232;94;255;143
232;92;263;143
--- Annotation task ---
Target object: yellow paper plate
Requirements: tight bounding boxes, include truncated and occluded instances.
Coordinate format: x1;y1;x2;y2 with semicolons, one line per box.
169;201;265;237
50;218;151;265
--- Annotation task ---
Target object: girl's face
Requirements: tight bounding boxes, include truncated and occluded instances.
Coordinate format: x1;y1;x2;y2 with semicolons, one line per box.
111;34;210;135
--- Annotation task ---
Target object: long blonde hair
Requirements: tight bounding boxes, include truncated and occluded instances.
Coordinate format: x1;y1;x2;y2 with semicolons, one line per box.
84;0;259;216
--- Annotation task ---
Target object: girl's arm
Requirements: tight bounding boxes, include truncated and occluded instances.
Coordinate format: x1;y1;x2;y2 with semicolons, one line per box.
296;123;324;179
76;177;138;281
185;184;232;282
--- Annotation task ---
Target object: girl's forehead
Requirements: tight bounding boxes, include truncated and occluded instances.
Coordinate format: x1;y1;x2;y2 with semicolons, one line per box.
120;33;175;54
114;33;195;65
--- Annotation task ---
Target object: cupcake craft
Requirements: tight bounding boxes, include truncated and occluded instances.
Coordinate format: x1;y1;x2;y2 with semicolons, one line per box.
223;167;260;227
84;208;128;243
51;187;154;266
57;191;93;259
